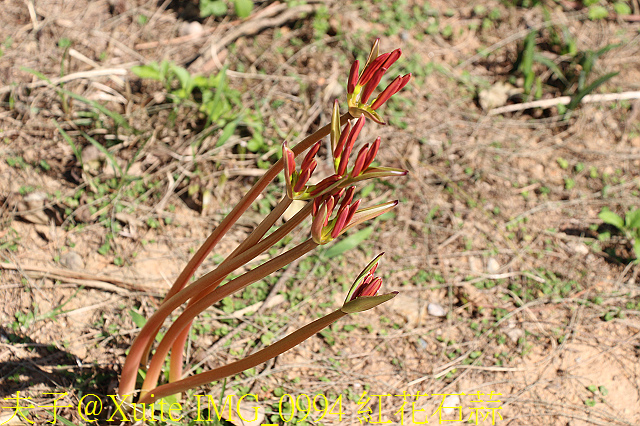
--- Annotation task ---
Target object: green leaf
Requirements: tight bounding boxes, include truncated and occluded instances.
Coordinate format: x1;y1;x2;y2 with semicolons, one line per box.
625;209;640;229
44;411;80;426
170;65;191;90
567;72;618;111
533;53;568;85
129;309;147;328
53;120;82;164
216;118;240;147
234;0;253;18
341;292;398;314
634;238;640;260
201;0;228;17
131;64;162;80
588;5;609;20
324;226;374;258
614;2;632;15
21;66;131;130
599;209;624;229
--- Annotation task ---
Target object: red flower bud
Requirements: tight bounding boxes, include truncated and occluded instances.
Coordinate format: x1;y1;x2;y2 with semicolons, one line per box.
337;116;366;176
302;141;321;171
350;143;370;177
348;60;359;94
310;174;340;196
358;52;390;87
362;137;381;171
360;67;387;104
334;121;351;158
381;48;401;70
293;167;312;192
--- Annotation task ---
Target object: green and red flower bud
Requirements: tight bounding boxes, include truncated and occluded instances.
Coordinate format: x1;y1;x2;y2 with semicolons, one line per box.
341;253;398;314
336;116;365;176
282;141;322;199
360;67;387;104
311;194;398;245
347;40;410;125
309;174;342;198
349;136;381;178
351;275;382;299
371;74;411;110
348;166;408;184
347;60;359;95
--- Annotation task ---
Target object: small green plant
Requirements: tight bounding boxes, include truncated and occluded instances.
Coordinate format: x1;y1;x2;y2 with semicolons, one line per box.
514;29;619;110
199;0;253;18
598;206;640;258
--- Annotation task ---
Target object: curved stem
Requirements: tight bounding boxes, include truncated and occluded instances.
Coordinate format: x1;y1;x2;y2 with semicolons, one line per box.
140;239;318;398
168;197;294;382
161;114;351;302
118;202;315;398
138;309;346;404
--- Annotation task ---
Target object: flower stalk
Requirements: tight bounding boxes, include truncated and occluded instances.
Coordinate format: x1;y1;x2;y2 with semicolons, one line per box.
118;39;411;404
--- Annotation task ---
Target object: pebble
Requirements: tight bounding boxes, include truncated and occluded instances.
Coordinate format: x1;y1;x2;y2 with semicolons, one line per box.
179;21;203;37
568;241;589;255
60;251;85;270
442;394;461;415
487;257;500;274
506;328;524;344
468;256;483;273
427;302;446;317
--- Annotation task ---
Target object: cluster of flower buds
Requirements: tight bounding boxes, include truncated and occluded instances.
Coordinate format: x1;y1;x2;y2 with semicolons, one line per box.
341;253;397;314
310;186;397;245
281;40;410;245
349;261;382;300
329;101;407;182
282;141;321;200
347;39;411;124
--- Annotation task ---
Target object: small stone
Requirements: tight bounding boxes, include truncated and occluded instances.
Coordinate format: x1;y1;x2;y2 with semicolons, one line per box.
24;191;47;209
468;256;483;273
478;82;521;110
60;251;85;270
631;136;640;148
442;395;461;416
427;302;446;317
81;145;103;164
568;241;589;255
179;21;204;36
505;328;524;343
487;257;500;274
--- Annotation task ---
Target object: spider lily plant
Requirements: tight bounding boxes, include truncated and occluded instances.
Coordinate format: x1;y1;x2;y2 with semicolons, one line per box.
117;39;411;405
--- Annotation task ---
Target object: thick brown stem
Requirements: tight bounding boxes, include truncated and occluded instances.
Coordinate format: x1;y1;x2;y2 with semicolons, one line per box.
119;114;351;398
140;239;318;397
168;197;293;381
118;204;314;397
138;309;346;404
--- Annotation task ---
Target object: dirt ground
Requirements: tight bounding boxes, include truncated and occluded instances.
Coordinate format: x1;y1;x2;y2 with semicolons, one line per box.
1;0;640;425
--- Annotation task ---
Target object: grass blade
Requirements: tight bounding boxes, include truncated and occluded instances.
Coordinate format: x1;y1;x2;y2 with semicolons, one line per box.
81;131;123;177
567;72;619;111
324;226;374;258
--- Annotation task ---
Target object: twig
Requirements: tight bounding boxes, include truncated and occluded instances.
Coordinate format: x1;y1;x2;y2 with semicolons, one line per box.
0;68;128;95
0;262;159;294
489;91;640;115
